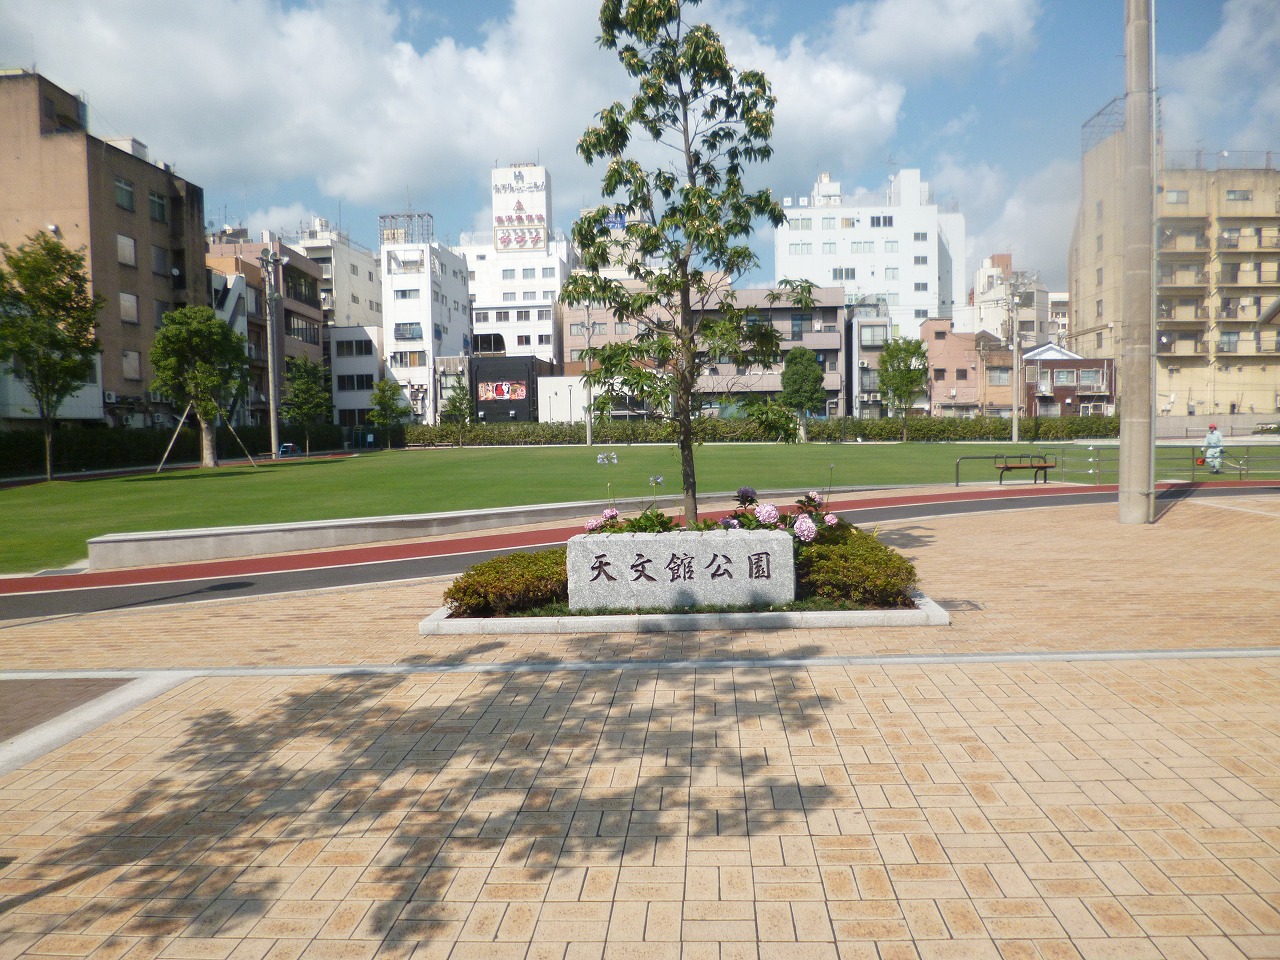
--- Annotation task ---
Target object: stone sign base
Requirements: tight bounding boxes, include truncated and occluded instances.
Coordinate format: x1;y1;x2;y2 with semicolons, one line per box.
567;530;795;613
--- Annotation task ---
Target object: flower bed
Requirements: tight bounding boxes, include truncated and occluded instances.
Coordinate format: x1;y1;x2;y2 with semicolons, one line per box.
442;489;920;619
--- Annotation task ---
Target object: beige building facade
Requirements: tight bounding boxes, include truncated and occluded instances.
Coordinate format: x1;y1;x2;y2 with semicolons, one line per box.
1069;103;1280;422
0;70;207;427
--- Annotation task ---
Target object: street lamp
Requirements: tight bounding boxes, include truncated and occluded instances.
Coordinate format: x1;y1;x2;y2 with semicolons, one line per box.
258;247;288;459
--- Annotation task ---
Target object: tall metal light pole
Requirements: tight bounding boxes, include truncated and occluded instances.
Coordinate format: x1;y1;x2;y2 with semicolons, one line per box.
258;248;286;460
1119;0;1156;524
583;303;594;446
1006;271;1038;445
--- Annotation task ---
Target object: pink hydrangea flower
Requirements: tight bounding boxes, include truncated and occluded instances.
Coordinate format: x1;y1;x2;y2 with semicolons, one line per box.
753;502;779;524
794;515;817;542
602;507;619;521
824;513;839;527
809;490;822;503
585;517;603;531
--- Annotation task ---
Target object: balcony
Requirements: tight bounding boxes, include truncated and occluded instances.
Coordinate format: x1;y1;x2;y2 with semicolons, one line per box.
1158;269;1209;287
1158;231;1210;253
1215;340;1240;353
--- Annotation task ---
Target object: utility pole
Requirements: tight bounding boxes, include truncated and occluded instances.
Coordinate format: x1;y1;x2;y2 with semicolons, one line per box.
1007;270;1038;444
1119;0;1156;524
584;303;594;446
258;247;287;460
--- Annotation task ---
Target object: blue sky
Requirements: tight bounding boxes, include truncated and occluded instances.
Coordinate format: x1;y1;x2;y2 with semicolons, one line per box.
2;0;1276;290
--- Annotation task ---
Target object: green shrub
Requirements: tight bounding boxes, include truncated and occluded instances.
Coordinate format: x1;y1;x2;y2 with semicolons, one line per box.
796;528;918;609
444;548;568;617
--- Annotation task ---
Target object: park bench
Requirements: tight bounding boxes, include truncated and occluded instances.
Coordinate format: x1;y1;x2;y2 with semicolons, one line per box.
996;454;1056;484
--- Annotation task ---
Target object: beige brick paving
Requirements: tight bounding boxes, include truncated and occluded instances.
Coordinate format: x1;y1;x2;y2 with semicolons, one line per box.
1;492;1278;960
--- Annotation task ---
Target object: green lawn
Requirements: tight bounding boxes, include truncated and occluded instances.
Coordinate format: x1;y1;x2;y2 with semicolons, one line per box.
0;440;1149;574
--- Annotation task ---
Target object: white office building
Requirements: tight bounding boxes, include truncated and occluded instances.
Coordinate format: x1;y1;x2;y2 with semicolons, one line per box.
380;212;471;424
453;164;575;365
288;218;383;428
960;254;1052;345
774;170;966;332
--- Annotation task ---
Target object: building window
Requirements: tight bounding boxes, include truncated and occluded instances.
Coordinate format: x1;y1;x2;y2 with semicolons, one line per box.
988;367;1010;386
859;369;879;391
516;310;531;321
913;232;927;242
1096;267;1104;287
955;369;968;381
832;267;855;281
569;349;583;361
884;240;899;253
860;325;887;347
1095;200;1103;221
1096;234;1103;252
119;292;138;324
1054;369;1077;386
538;334;552;345
791;315;810;340
1165;189;1189;204
914;282;928;291
393;322;423;340
336;340;373;357
349;263;359;276
1079;368;1102;387
117;234;136;267
522;267;536;279
351;293;360;304
822;242;836;254
394;288;420;300
542;267;556;278
114;177;135;211
851;241;873;253
495;310;510;322
1095;299;1104;317
914;255;928;265
870;215;894;228
933;368;946;382
915;309;928;319
501;268;515;280
150;245;168;275
148;191;167;222
1226;189;1252;201
522;290;537;301
337;374;375;391
791;217;812;230
517;335;531;346
615;320;630;335
1095;331;1103;349
389;351;427;368
474;311;489;324
821;217;836;230
122;350;141;381
570;323;585;337
884;267;899;280
502;292;516;302
154;300;169;328
788;243;813;255
537;309;552;321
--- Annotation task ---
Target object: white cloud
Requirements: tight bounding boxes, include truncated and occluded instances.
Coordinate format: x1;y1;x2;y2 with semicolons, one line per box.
825;0;1038;78
247;203;322;243
1161;0;1280;152
963;158;1079;289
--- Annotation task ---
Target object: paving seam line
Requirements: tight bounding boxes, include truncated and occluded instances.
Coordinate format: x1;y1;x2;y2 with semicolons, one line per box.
4;648;1277;775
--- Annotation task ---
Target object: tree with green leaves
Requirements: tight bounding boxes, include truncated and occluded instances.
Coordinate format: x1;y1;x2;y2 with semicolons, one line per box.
437;373;474;447
367;378;412;450
561;0;810;522
744;396;799;443
149;305;247;467
878;337;930;440
0;232;102;481
281;355;332;457
779;345;827;441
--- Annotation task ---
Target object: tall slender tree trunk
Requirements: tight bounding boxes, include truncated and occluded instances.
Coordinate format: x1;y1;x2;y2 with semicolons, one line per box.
42;419;53;482
199;418;218;467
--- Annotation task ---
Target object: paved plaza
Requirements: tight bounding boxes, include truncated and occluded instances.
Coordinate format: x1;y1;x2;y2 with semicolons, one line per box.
1;491;1279;960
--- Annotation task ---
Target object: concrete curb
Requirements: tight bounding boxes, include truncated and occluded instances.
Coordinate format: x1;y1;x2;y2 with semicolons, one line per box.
419;591;949;635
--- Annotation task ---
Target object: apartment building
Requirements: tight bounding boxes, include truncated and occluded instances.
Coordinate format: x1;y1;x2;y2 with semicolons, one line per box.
206;257;265;426
1069;99;1280;419
774;170;966;332
697;286;848;416
380;212;470;424
287;219;383;427
0;70;206;428
964;254;1052;345
454;164;574;365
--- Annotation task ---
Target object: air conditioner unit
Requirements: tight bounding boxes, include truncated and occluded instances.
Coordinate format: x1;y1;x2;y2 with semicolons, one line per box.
949;388;957;398
858;360;869;368
103;391;117;404
146;390;165;404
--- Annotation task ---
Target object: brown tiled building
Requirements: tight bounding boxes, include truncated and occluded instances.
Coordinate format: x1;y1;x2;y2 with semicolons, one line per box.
0;70;207;427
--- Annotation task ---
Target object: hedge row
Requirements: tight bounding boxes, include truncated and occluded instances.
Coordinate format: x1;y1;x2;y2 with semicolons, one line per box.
407;415;1120;448
0;423;347;478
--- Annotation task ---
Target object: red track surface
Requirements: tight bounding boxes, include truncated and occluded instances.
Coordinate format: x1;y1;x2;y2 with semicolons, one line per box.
2;481;1271;596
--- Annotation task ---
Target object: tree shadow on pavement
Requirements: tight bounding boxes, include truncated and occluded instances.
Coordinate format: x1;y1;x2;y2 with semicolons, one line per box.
0;632;851;954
